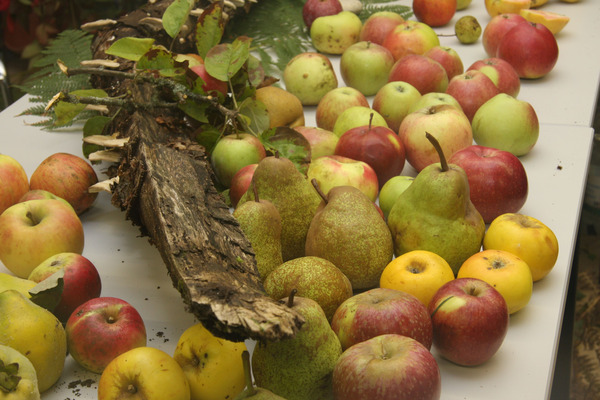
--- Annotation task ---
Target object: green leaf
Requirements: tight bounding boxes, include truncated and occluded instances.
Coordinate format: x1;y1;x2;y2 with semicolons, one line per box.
195;125;222;154
205;38;251;82
28;269;65;312
238;97;269;136
137;47;187;78
53;89;108;127
178;100;210;122
195;2;225;59
105;37;155;61
163;0;195;38
82;115;112;160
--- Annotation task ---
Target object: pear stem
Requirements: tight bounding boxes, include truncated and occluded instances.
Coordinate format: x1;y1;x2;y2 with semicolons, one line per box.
287;288;298;308
425;132;448;172
311;178;328;204
241;350;257;396
252;180;259;203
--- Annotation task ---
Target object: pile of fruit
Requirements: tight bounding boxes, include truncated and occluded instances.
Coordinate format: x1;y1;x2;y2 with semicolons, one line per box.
0;0;576;399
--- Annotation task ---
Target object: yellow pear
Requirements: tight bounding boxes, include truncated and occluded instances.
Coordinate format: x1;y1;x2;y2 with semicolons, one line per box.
255;86;305;128
0;290;67;393
0;344;41;400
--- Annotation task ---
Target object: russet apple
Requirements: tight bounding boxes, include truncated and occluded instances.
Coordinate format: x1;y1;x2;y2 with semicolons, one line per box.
428;277;509;366
229;163;257;208
382;20;440;61
372;81;422;133
482;13;528;58
445;69;500;122
332;106;388;138
424;45;464;80
66;296;147;373
294;126;340;159
283;52;338;106
0;154;29;215
378;175;414;220
315;87;369;132
388;54;449;95
413;0;457;27
210;133;266;188
307;155;379;201
28;252;102;323
398;104;473;172
332;334;441;400
0;199;84;278
302;0;343;28
467;57;521;97
359;11;405;45
29;152;98;215
340;41;395;96
310;11;363;55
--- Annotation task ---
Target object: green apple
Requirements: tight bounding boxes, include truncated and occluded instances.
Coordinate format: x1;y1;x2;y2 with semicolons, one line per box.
340;41;395;96
310;11;363;55
378;176;415;220
293;126;340;159
472;93;539;156
333;106;388;137
408;92;463;114
0;344;40;400
372;82;422;133
283;52;338;106
210;133;266;188
316;87;370;132
456;0;473;10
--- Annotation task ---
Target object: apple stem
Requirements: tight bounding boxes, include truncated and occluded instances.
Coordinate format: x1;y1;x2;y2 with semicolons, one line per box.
241;350;257;396
26;210;40;226
430;295;455;318
368;112;374;130
311;178;328;204
287;288;298;308
425;132;448;172
127;384;137;394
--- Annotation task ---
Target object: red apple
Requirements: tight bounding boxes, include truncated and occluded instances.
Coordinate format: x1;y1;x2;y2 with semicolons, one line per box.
372;81;422;133
445;70;500;122
332;334;441;400
359;11;405;45
210;133;266;188
382;20;440;61
398;104;473;172
388;54;449;95
28;252;102;322
482;13;528;58
65;296;147;374
293;126;340;159
29;152;98;215
448;145;528;223
316;87;370;132
190;63;228;96
428;278;509;366
229;163;257;208
424;45;464;80
0;154;29;215
497;22;559;79
413;0;457;27
467;57;520;97
340;41;395;96
302;0;343;29
331;287;433;351
334;116;406;188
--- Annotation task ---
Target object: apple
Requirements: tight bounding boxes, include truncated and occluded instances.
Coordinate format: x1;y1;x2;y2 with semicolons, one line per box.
372;81;422;133
445;70;500;122
485;0;531;18
334;116;406;188
175;53;204;68
190;63;228;96
210;133;266;188
315;87;370;132
29;152;98;215
229;163;257;208
448;145;528;223
496;22;559;79
340;41;395;96
331;287;433;351
428;277;509;366
307;155;379;201
18;189;72;209
382;20;440;61
0;199;84;278
66;296;147;373
302;0;343;29
482;13;528;58
283;52;338;106
408;92;463;114
359;11;405;45
310;11;363;55
332;106;388;138
332;334;441;400
398;104;473;172
98;347;190;400
28;252;102;323
378;175;414;220
0;154;29;215
472;93;539;156
457;0;472;10
293;126;340;159
424;45;464;80
388;54;449;95
467;57;520;97
413;0;457;27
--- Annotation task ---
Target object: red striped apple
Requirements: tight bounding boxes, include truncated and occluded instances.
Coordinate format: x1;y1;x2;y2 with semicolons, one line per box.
445;70;500;122
482;13;528;57
359;11;405;45
424;45;464;80
389;54;449;95
382;20;440;61
467;57;520;97
413;0;457;27
307;155;379;201
0;154;29;215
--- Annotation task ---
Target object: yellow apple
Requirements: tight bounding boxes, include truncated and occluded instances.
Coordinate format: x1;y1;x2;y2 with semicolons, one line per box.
380;250;455;307
98;346;190;400
173;322;247;400
483;213;559;282
484;0;531;17
457;249;533;314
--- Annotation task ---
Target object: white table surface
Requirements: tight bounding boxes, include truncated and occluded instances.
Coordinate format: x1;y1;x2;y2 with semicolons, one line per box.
0;0;598;399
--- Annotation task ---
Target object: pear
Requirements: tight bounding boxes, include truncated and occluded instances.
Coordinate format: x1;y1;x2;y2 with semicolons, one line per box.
0;344;40;400
263;256;353;321
387;133;485;274
237;155;322;261
233;182;284;281
0;272;36;298
305;182;394;290
255;86;305;129
234;351;286;400
0;290;66;393
252;291;342;400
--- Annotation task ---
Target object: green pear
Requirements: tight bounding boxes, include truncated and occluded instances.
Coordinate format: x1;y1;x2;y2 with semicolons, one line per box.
305;182;394;290
310;11;363;55
387;133;485;274
252;291;342;400
263;256;353;321
234;351;286;400
233;182;284;281
237;155;322;261
0;290;67;393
